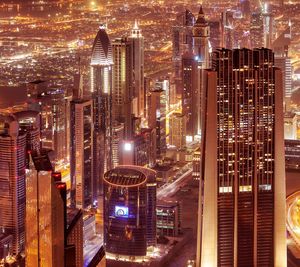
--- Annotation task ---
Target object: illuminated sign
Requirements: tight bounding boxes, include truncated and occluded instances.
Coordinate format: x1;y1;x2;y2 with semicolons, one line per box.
115;206;129;218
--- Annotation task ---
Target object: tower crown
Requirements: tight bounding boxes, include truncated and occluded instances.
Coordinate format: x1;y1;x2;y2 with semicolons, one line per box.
131;20;142;38
91;26;113;66
195;5;208;26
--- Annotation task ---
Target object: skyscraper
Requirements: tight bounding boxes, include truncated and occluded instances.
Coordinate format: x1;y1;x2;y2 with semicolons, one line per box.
262;3;274;48
70;99;94;209
112;37;134;139
120;128;156;167
129;20;145;118
273;23;293;107
169;112;186;149
38;88;67;168
26;152;65;267
0;116;26;256
181;52;195;138
103;166;156;260
197;48;286;267
147;89;167;157
221;10;234;49
192;6;210;138
111;122;124;168
14;110;41;168
172;9;195;81
90;25;114;184
250;12;264;49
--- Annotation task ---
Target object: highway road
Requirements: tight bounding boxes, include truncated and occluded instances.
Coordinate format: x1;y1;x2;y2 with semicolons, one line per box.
157;163;193;200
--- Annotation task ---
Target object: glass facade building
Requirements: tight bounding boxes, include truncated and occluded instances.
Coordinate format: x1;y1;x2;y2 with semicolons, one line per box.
90;26;114;185
103;166;156;258
0;118;26;256
197;48;286;267
70;99;94;209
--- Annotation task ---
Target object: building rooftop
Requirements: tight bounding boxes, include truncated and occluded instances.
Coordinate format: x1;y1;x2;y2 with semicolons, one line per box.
195;6;208;26
90;26;113;66
104;166;156;187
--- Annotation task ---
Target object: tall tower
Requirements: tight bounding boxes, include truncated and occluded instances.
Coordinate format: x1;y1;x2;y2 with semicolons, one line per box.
112;37;134;139
90;25;113;188
129;20;145;118
192;6;210;138
262;3;274;48
26;152;65;267
250;12;264;48
70;99;94;209
193;6;210;68
181;52;196;138
197;48;286;267
172;9;195;97
221;10;234;49
0;116;26;256
147;89;167;157
38;88;67;168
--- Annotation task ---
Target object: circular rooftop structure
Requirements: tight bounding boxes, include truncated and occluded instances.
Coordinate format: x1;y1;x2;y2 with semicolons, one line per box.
104;166;156;187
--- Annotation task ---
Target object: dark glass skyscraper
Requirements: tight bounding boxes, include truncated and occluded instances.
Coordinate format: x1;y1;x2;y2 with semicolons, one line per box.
103;166;156;259
197;48;286;267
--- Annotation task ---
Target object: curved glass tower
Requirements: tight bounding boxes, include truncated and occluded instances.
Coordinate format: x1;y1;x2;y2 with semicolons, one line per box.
90;26;114;195
103;166;156;260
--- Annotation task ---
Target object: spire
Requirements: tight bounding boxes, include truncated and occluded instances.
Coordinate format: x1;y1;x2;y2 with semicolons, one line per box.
199;5;204;15
195;5;207;25
131;19;142;38
133;19;139;30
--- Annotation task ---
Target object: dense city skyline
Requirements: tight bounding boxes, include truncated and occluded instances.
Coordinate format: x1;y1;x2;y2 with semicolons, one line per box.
1;1;300;267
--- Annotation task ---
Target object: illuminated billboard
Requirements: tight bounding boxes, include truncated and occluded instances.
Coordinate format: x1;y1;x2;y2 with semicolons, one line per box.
115;206;129;218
